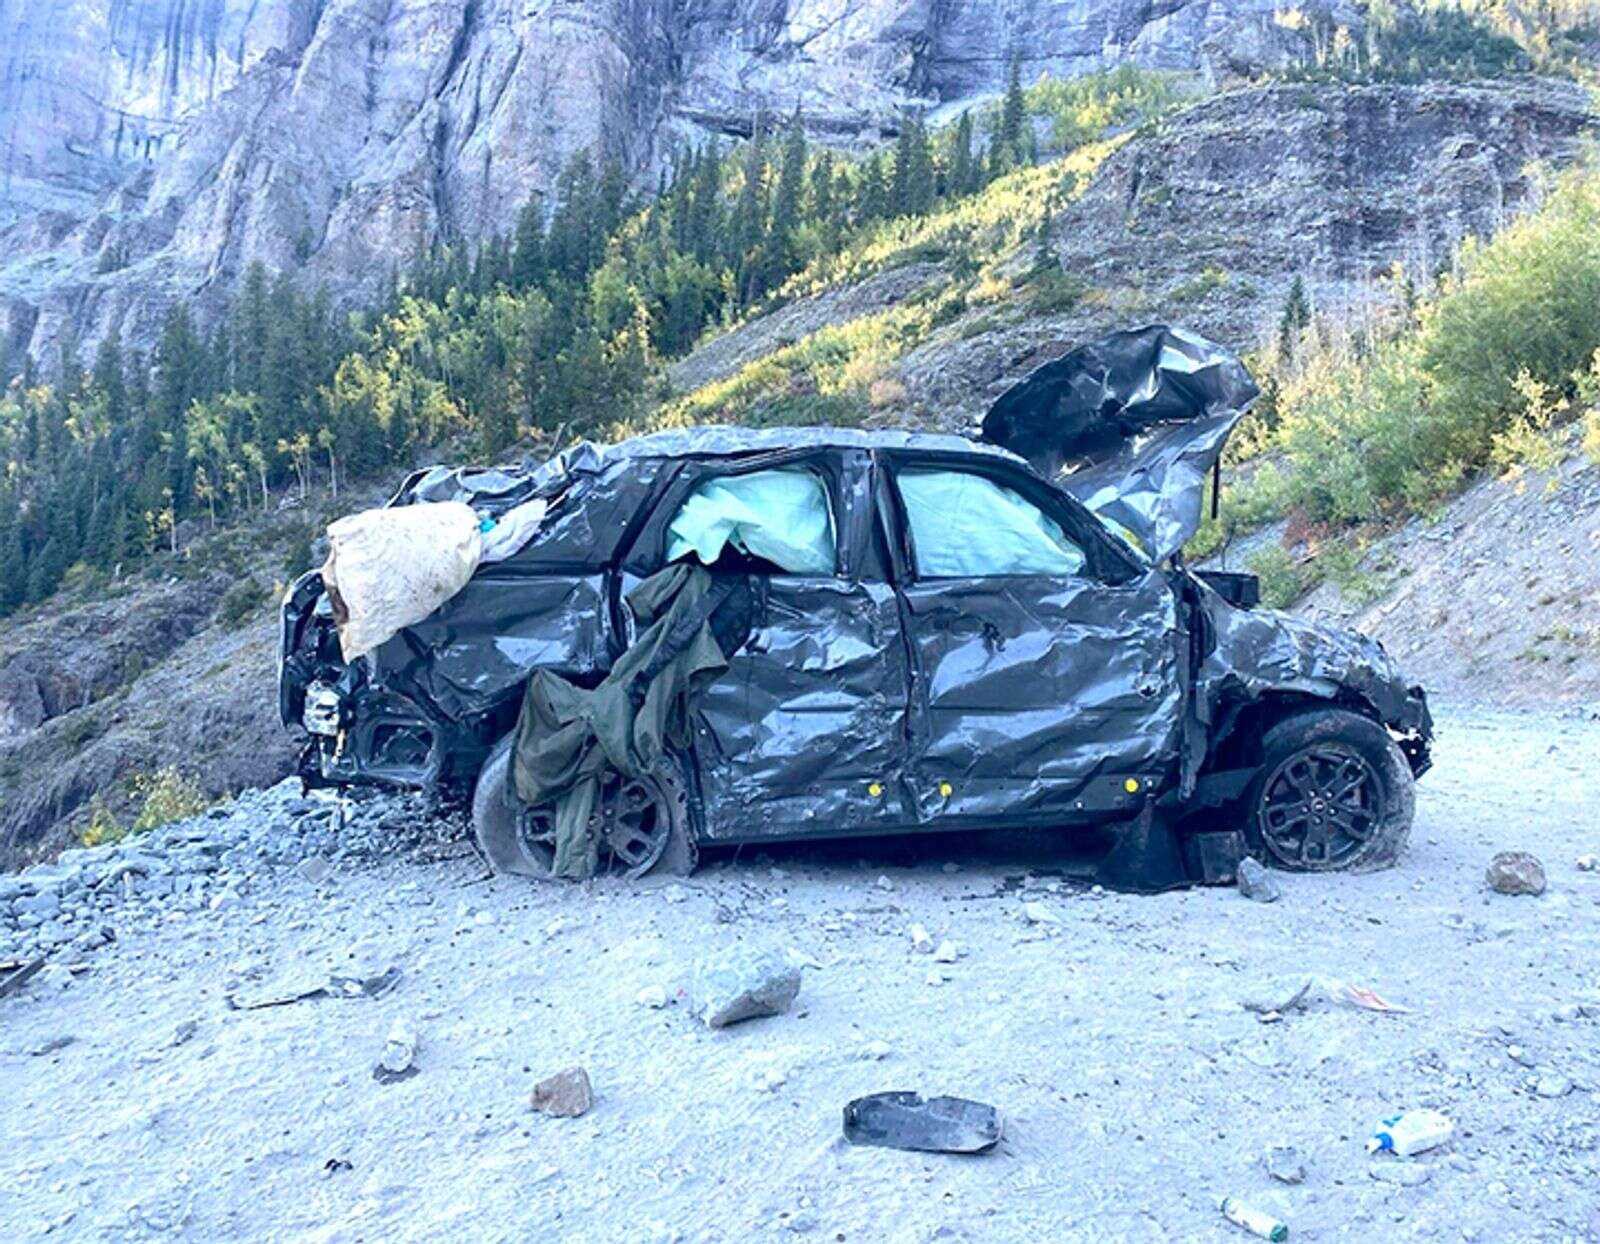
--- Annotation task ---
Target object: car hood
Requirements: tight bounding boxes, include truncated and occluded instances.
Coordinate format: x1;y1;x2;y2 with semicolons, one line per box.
980;325;1259;562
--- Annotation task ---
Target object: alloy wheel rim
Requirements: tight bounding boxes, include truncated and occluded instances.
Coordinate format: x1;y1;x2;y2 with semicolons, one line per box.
1258;744;1381;870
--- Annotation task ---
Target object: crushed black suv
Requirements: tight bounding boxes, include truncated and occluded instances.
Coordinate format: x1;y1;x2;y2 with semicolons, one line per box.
280;327;1431;890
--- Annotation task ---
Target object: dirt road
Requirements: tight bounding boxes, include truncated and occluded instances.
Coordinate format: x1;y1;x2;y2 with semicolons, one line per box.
3;705;1598;1242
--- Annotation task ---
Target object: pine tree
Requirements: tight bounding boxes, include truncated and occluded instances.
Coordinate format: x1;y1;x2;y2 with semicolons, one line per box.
902;114;935;216
510;197;547;289
770;112;808;277
1277;275;1312;365
948;111;975;198
999;56;1027;161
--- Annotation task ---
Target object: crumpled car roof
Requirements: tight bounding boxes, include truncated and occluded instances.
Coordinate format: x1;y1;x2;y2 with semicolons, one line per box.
980;325;1259;561
393;427;1026;513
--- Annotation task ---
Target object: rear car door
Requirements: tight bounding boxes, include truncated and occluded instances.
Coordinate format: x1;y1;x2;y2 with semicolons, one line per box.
881;452;1184;826
621;449;914;841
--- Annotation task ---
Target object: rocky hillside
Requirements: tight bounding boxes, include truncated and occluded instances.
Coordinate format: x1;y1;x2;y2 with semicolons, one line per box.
2;0;1379;359
670;77;1596;429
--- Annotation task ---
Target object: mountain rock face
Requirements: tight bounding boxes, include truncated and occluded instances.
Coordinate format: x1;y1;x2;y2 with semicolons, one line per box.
0;0;1351;358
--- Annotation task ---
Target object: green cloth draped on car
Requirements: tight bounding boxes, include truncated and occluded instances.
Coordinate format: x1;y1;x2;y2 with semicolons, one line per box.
510;563;749;878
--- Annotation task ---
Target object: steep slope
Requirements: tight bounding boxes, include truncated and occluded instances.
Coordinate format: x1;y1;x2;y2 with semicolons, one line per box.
0;0;1353;358
669;78;1595;429
1291;428;1600;708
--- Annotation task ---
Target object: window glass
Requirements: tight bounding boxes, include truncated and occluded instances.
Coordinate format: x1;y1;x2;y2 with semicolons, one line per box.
666;468;836;575
897;470;1086;578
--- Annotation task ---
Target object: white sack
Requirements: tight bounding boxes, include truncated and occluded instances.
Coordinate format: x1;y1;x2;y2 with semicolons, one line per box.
322;501;484;660
480;497;549;563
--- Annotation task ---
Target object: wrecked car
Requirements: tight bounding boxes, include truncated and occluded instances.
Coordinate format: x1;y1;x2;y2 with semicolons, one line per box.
280;326;1432;890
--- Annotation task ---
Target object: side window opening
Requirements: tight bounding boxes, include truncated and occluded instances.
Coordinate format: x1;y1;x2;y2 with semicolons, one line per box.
666;467;837;576
897;469;1086;579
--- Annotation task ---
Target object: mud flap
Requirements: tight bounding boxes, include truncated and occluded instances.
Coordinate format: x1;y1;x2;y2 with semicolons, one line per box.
1096;798;1191;894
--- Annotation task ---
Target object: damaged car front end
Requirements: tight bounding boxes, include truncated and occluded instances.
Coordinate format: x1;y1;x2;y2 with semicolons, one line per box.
280;325;1432;889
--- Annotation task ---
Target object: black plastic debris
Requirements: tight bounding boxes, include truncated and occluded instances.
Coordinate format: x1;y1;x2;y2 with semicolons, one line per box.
843;1092;1003;1154
981;325;1259;560
0;957;45;1000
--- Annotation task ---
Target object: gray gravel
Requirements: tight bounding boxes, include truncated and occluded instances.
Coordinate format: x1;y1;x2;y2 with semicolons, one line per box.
2;705;1598;1241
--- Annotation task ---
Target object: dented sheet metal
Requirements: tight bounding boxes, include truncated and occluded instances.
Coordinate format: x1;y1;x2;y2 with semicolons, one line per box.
981;325;1259;561
898;569;1181;823
1195;581;1432;739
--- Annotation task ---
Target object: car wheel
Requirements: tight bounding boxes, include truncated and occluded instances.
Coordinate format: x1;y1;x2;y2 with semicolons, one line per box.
471;735;698;879
1244;707;1414;872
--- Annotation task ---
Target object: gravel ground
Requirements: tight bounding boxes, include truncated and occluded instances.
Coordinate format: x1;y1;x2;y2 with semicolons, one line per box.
2;705;1598;1243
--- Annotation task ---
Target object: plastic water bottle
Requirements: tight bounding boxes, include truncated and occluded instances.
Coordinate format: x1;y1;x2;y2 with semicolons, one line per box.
1219;1196;1288;1241
1366;1109;1454;1157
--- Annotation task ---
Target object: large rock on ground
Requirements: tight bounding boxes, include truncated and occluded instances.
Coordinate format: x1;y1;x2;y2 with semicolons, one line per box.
691;946;802;1028
1486;851;1547;896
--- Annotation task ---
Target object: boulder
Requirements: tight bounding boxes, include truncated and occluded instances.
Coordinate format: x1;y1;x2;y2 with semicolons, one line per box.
691;946;802;1029
531;1067;594;1118
1486;852;1546;896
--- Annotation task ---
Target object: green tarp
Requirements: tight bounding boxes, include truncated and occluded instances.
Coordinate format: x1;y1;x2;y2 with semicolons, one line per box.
511;563;746;877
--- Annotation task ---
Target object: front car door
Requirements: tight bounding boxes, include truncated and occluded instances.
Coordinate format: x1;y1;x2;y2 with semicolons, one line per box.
879;450;1185;827
621;449;914;842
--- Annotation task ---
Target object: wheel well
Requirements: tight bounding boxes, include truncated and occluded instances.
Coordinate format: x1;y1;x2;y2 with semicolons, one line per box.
1205;691;1379;774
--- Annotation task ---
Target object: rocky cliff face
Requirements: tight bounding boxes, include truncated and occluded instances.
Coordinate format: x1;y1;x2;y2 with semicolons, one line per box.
0;0;1351;359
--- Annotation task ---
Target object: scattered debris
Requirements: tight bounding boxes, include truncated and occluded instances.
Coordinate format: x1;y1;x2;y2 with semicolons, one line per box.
531;1067;594;1118
322;1158;353;1177
691;946;801;1028
1575;853;1597;872
27;1035;76;1057
374;1018;419;1084
1021;900;1061;926
842;1092;1002;1155
1244;976;1410;1017
909;924;934;954
1486;851;1546;896
1367;1109;1454;1157
1218;1196;1288;1241
932;940;961;964
225;965;402;1011
0;957;46;999
170;1020;199;1048
296;858;333;886
1236;858;1282;903
1263;1145;1306;1185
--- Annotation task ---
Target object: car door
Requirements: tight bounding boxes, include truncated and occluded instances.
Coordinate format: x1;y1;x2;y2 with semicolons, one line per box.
621;449;914;842
881;452;1184;826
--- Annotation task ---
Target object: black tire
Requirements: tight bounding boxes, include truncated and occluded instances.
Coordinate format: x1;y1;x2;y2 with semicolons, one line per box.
1244;706;1414;873
471;734;698;880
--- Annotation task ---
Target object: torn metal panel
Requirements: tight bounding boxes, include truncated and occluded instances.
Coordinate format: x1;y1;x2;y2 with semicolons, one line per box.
980;325;1259;561
1195;579;1433;744
365;573;611;724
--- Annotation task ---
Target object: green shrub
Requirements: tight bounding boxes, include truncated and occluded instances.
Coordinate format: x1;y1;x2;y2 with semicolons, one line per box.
219;577;270;627
129;768;213;834
1247;544;1310;609
1272;165;1600;524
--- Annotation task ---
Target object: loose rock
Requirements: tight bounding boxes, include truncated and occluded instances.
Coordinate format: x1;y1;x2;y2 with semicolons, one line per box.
1486;851;1546;896
531;1066;594;1118
691;946;801;1028
1263;1144;1307;1184
1237;858;1282;903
